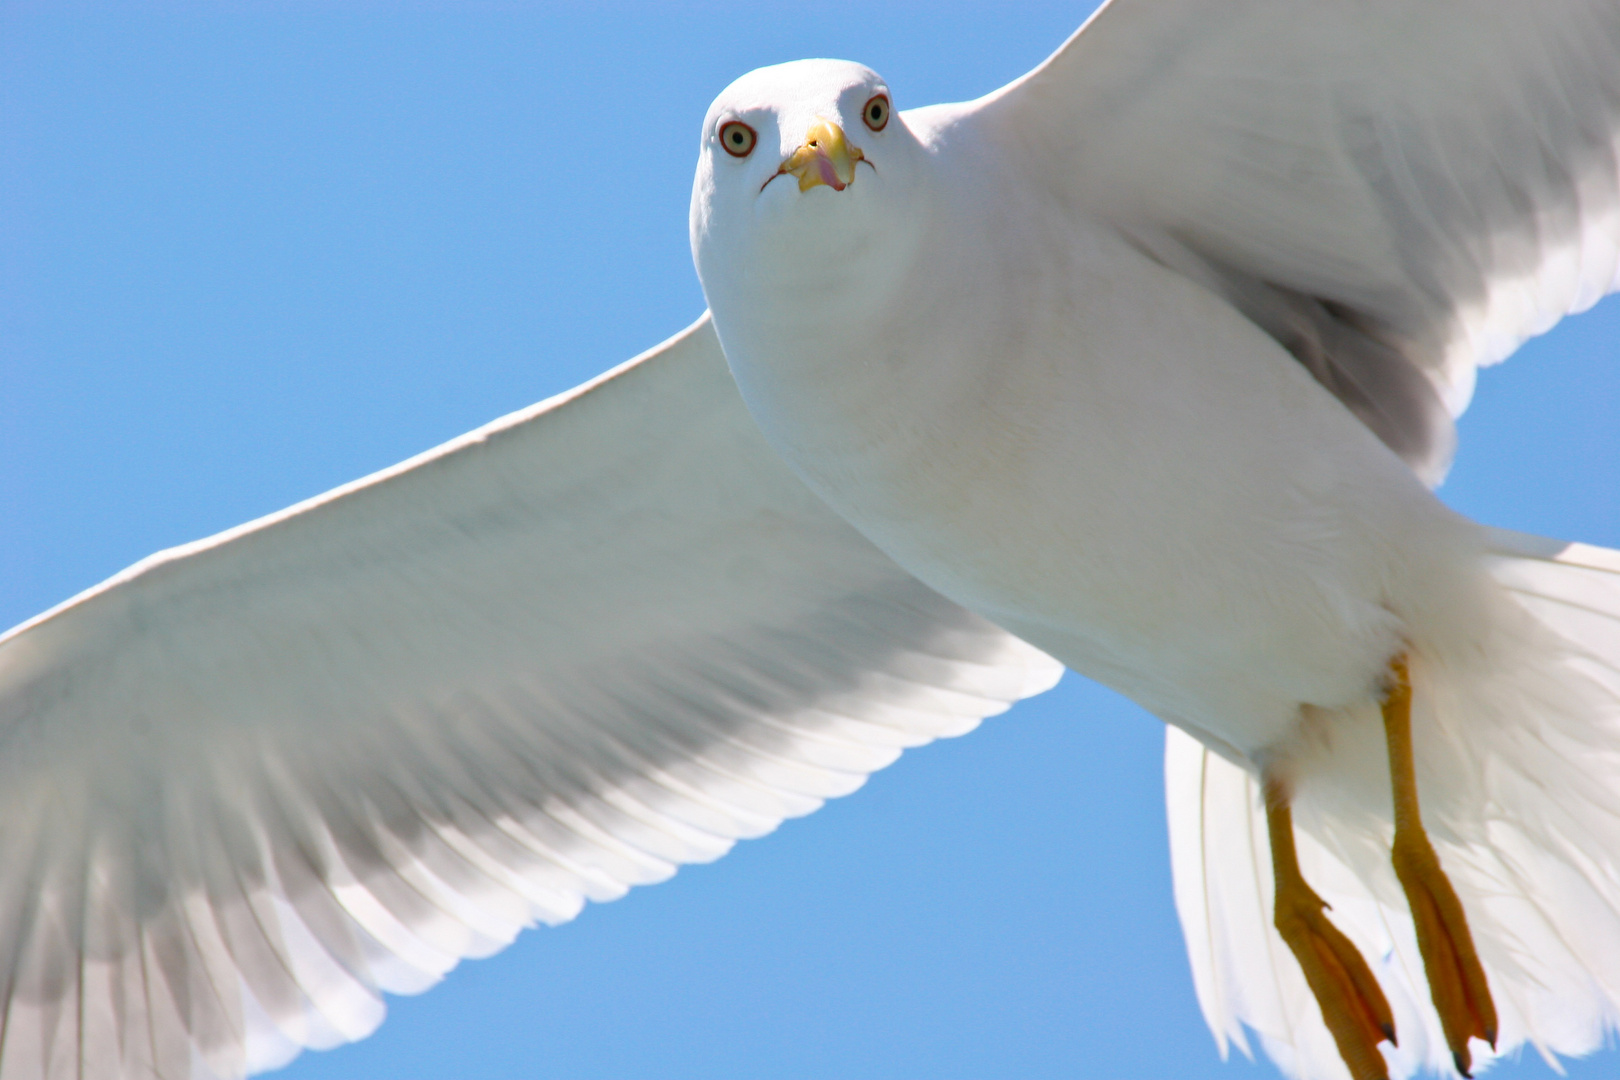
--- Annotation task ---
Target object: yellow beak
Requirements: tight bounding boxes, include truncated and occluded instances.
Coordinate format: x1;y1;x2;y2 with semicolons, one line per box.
770;119;865;192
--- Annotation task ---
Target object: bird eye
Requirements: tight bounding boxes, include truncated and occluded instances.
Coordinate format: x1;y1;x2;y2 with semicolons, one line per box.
862;94;890;132
719;120;756;158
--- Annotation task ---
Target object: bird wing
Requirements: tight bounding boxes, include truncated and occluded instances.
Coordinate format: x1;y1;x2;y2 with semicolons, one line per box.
974;0;1620;483
0;314;1061;1080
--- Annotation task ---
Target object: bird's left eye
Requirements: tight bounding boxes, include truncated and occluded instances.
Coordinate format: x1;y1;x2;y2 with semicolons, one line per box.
719;120;757;158
862;94;890;132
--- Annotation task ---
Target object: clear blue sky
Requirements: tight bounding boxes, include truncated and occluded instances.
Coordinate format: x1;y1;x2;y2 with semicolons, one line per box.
3;3;1618;1078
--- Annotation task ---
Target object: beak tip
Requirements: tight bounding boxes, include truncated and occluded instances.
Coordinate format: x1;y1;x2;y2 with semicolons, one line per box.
779;119;863;193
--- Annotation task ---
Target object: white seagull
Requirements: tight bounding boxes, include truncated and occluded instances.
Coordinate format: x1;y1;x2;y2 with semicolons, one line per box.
4;4;1620;1080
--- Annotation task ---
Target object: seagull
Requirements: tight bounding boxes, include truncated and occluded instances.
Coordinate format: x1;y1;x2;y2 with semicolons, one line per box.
4;3;1620;1080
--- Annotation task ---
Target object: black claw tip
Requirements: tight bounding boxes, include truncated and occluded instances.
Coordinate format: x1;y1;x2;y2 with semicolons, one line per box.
1452;1051;1472;1078
1486;1029;1498;1051
1381;1023;1397;1047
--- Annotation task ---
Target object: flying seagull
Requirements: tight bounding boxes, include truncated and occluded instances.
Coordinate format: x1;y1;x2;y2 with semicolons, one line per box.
4;4;1620;1080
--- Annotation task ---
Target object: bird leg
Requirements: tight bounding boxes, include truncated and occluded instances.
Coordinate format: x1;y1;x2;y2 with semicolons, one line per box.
1265;775;1396;1080
1382;656;1497;1077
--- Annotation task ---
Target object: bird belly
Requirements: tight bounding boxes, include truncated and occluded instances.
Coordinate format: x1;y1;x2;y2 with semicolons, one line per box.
719;219;1489;764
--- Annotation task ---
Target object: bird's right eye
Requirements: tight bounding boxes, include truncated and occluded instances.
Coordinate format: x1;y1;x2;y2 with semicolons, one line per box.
719;121;757;158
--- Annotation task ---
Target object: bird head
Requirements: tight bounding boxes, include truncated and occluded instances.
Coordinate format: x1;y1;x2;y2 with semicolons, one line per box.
690;59;932;345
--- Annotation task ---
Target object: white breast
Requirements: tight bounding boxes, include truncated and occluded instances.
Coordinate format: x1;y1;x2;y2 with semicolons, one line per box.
704;129;1491;763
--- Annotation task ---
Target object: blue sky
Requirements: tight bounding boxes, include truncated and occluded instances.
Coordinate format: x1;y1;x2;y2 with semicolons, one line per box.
4;3;1619;1078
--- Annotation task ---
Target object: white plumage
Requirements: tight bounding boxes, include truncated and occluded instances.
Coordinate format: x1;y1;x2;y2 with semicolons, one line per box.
5;3;1620;1079
1168;534;1620;1078
0;318;1059;1078
691;3;1620;1077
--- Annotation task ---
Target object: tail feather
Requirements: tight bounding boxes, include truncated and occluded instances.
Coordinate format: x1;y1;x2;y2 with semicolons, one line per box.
1168;529;1620;1079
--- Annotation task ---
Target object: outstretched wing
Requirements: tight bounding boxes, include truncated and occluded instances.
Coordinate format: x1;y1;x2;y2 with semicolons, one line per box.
978;0;1620;483
0;315;1061;1080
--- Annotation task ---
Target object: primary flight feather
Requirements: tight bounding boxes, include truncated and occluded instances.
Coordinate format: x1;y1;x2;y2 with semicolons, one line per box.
4;3;1620;1079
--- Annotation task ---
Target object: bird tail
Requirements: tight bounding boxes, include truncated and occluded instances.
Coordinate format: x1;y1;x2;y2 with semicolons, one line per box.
1166;528;1620;1080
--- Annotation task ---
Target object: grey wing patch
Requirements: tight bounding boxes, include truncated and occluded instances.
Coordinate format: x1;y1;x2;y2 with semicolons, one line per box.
1134;232;1457;486
1218;271;1457;485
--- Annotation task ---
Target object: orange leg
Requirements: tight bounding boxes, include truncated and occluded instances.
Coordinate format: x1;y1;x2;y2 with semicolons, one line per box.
1265;776;1397;1080
1383;657;1497;1077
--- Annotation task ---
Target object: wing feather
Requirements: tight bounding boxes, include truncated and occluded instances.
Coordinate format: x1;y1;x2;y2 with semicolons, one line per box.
0;315;1061;1078
980;0;1620;481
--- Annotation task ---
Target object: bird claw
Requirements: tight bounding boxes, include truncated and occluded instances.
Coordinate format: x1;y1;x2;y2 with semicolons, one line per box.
1392;831;1497;1077
1273;878;1397;1080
